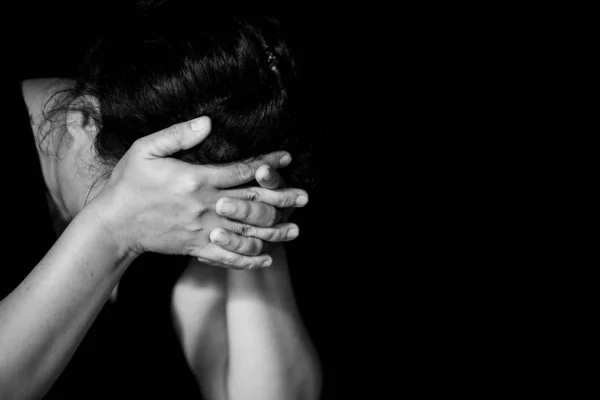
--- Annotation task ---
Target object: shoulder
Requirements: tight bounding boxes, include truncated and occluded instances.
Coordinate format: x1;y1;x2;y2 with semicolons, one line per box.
21;78;63;106
21;78;73;126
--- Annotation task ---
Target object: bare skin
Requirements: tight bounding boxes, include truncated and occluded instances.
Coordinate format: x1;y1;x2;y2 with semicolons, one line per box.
0;79;319;400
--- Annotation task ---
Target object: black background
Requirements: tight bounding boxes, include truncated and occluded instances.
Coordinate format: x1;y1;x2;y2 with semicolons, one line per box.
4;3;492;398
4;2;366;399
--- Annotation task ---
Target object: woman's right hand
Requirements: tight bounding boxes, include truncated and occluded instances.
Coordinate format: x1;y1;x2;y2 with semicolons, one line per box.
85;116;291;270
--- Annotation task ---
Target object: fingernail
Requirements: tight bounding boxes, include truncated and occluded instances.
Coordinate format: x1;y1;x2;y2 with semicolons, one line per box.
296;195;308;206
190;116;209;132
217;199;235;215
261;258;273;267
214;230;229;244
287;227;299;239
280;154;291;165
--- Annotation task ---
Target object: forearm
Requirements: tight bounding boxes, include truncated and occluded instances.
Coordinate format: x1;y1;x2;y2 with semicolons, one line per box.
0;208;137;400
225;246;321;400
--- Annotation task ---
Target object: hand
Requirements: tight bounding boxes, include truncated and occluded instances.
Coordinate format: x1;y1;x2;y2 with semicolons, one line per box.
87;116;290;270
203;163;308;261
251;163;301;223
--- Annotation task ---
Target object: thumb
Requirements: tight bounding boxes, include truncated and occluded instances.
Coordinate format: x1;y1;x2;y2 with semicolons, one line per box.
141;116;211;158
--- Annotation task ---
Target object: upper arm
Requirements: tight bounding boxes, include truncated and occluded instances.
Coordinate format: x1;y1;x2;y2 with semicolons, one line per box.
171;258;229;400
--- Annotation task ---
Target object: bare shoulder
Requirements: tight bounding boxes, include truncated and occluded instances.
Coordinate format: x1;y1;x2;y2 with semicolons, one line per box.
21;78;72;126
21;78;65;106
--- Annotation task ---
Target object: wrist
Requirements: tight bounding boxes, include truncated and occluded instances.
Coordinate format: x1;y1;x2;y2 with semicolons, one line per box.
76;200;140;262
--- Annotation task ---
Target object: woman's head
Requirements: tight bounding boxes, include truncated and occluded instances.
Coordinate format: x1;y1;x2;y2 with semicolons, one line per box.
43;3;313;207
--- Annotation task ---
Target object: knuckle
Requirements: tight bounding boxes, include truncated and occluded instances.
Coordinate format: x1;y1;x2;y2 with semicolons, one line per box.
247;259;263;270
232;236;245;252
244;188;260;202
193;202;208;216
238;224;252;236
183;243;198;257
224;253;242;266
275;197;288;208
259;228;277;242
178;173;199;192
236;163;253;181
247;255;267;269
239;201;251;220
195;171;210;187
273;227;288;241
276;192;292;207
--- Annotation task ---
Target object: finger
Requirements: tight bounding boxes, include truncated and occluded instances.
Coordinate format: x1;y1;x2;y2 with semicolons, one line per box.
221;187;309;208
216;197;280;227
207;151;292;188
195;243;272;270
223;221;300;243
136;116;211;158
210;228;264;256
256;165;284;190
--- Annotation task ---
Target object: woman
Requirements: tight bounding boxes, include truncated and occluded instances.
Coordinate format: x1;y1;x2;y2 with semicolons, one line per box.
0;4;320;400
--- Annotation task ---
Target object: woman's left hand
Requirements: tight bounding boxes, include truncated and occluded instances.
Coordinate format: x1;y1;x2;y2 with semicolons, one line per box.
197;163;307;266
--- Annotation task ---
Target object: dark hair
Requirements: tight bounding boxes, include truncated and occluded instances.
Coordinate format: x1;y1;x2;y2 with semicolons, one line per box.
42;2;314;190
